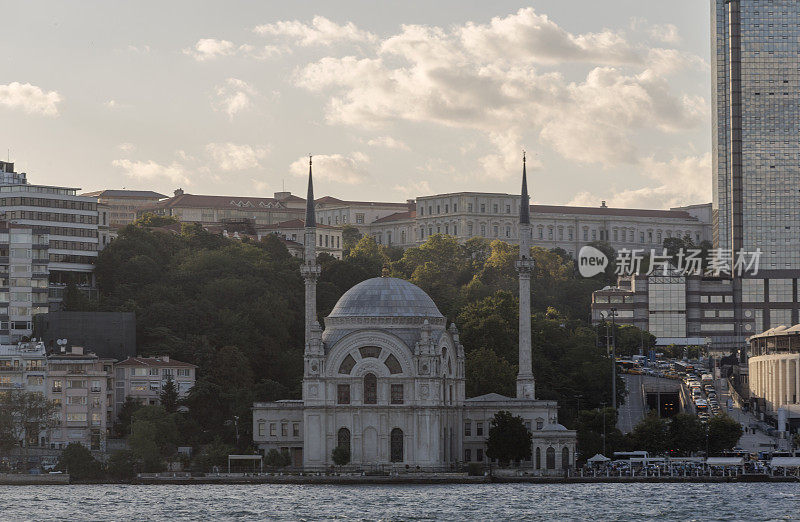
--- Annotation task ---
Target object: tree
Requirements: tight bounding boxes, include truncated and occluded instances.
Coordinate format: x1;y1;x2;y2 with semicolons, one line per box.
115;397;144;437
708;414;743;455
195;437;234;471
332;445;350;466
464;347;516;398
129;406;178;472
61;282;99;311
264;448;291;468
486;410;532;465
159;377;179;413
57;443;102;479
341;225;363;257
628;414;668;455
106;449;137;480
614;325;656;357
0;390;58;456
667;414;705;456
576;408;625;461
132;212;180;228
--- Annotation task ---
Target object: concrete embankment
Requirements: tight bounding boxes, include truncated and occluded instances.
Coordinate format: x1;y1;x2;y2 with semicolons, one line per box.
132;474;798;485
0;473;70;485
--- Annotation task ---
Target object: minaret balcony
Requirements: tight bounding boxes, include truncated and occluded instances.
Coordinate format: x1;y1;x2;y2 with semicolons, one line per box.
515;259;535;271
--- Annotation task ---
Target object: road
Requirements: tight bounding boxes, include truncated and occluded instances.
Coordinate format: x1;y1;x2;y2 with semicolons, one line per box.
617;374;645;434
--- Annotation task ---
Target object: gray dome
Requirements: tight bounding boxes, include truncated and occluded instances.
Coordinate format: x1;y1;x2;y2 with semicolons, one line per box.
328;277;443;319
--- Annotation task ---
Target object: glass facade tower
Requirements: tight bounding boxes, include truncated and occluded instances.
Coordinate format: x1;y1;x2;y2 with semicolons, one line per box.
712;0;800;345
712;0;800;270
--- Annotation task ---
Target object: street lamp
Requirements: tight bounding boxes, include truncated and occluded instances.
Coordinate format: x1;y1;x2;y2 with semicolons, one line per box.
610;307;617;410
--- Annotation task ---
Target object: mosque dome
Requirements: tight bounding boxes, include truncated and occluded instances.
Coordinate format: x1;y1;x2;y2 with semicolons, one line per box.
327;277;443;319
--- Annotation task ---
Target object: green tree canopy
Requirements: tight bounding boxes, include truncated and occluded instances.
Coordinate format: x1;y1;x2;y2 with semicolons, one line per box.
57;443;102;479
708;414;743;455
667;414;706;456
628;414;669;455
486;410;533;465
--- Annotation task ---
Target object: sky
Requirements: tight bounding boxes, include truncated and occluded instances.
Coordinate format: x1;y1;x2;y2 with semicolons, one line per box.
0;1;712;208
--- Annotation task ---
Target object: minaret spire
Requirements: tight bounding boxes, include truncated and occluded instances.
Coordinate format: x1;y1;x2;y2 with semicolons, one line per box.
301;154;322;379
516;151;535;399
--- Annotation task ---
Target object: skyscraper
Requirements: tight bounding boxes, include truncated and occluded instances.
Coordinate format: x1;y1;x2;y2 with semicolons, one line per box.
712;0;800;341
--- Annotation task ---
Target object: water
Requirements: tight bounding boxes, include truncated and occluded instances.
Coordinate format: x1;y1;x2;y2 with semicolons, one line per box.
0;483;798;521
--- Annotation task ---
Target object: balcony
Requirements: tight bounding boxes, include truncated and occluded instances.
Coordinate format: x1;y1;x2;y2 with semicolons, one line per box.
90;387;101;393
52;387;62;393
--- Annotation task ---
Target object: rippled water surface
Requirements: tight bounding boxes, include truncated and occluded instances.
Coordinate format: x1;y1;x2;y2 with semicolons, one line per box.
1;483;798;521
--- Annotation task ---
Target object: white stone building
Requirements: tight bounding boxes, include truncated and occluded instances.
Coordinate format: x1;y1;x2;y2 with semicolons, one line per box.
253;157;576;472
314;196;413;235
747;325;800;430
257;219;344;260
113;356;196;416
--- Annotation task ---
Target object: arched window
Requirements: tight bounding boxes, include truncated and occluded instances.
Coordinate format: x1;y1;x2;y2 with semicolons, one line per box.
364;373;377;404
390;428;403;462
546;447;556;470
535;447;541;469
562;447;570;470
337;427;351;454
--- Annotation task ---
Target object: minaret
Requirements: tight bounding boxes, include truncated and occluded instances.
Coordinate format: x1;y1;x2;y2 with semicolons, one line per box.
516;152;536;399
301;155;323;380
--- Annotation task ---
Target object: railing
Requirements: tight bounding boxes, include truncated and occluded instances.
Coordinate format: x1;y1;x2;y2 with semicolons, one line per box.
90;387;101;393
51;387;62;393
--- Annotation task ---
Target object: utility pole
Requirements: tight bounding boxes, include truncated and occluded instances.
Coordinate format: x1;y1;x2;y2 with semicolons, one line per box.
601;402;607;456
610;307;618;410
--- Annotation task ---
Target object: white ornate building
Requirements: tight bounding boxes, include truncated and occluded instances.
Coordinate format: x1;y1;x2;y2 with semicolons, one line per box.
253;157;576;471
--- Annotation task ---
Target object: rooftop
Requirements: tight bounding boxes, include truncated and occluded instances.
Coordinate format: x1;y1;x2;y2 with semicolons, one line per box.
82;189;167;199
258;219;338;230
530;204;696;220
116;356;196;368
372;211;416;224
315;196;410;208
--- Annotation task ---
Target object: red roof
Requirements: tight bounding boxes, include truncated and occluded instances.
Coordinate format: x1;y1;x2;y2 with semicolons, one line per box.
372;210;416;224
530;205;695;220
116;356;196;368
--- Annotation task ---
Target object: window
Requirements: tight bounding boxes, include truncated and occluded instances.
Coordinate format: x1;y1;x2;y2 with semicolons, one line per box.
464;421;471;436
66;413;87;423
293;423;300;437
493;204;498;213
467;203;473;212
364;373;377;404
337;384;350;405
91;413;101;426
536;419;543;430
390;428;403;462
149;368;159;376
390;384;404;404
337;427;351;453
562;447;570;469
281;423;288;437
269;423;276;436
258;422;265;437
68;396;86;405
356;213;364;224
177;368;190;377
546;447;556;469
476;422;483;436
480;204;485;213
477;448;484;462
339;354;356;375
464;449;472;462
535;447;541;469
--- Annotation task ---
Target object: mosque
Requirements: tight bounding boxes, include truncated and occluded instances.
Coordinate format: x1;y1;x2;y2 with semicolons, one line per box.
252;156;576;471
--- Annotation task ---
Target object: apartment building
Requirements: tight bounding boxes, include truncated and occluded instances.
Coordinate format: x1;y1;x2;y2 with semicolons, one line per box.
257;219;344;259
81;189;166;227
113;356;196;415
0;162;102;316
0;222;49;343
46;346;114;451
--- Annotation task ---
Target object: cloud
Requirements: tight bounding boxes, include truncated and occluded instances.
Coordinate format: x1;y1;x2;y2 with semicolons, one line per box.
393;179;431;198
293;7;706;175
0;82;62;116
254;15;376;46
459;8;641;65
289;153;369;184
116;142;135;153
112;158;191;185
127;44;151;53
649;24;681;45
367;136;409;150
567;153;711;208
184;38;282;61
212;78;257;119
206;142;268;171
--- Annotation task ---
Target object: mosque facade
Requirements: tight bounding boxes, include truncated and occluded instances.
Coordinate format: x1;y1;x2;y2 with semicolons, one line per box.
253;156;576;471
